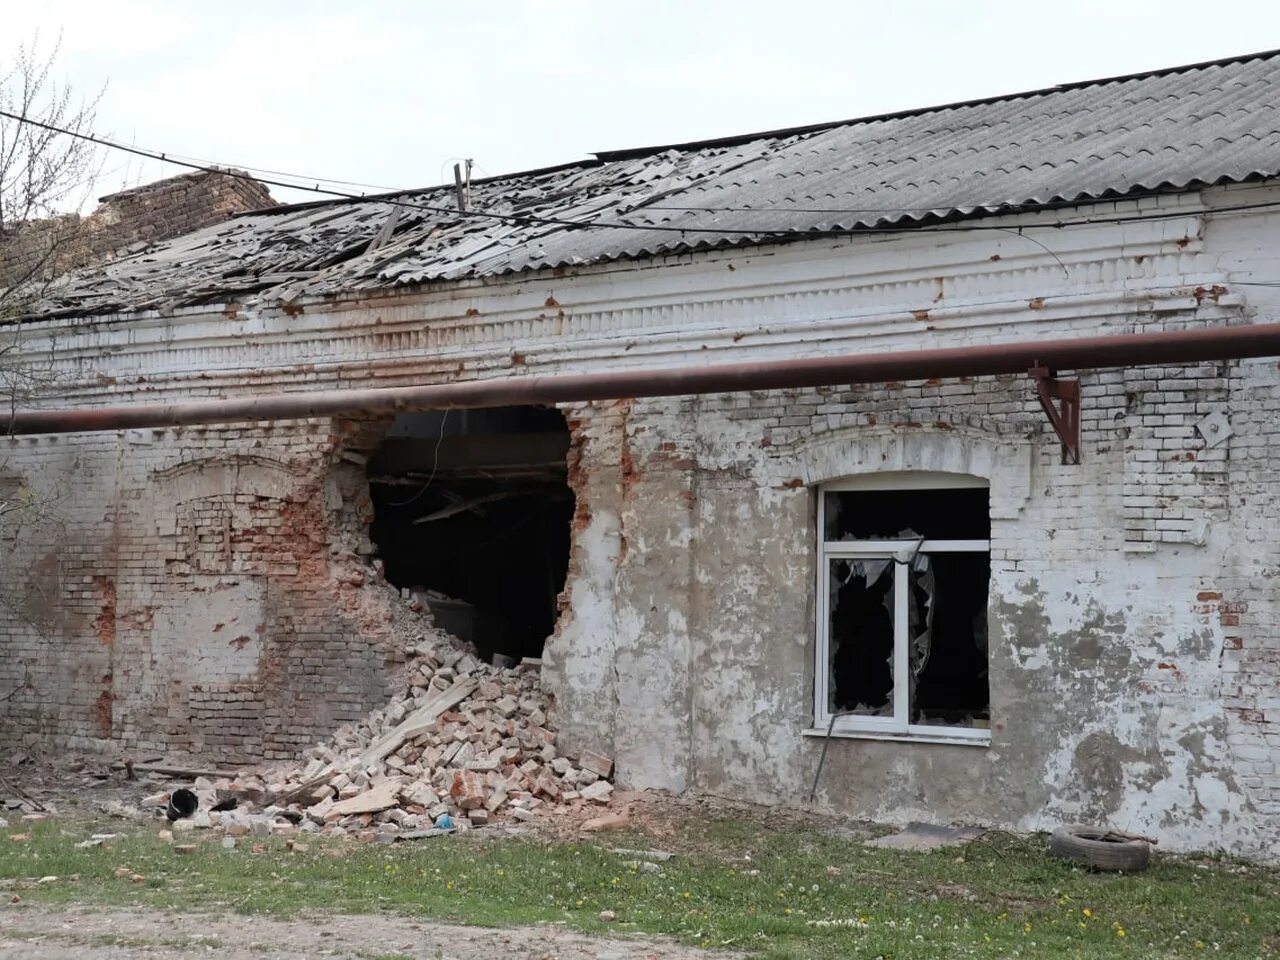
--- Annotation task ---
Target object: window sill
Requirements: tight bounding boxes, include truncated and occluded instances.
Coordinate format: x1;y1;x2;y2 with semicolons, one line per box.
802;727;991;747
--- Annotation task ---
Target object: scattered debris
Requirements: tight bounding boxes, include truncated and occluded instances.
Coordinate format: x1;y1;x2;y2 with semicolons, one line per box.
116;633;616;841
0;774;46;813
391;828;455;842
74;834;118;849
579;750;614;779
865;822;985;851
583;812;631;833
100;800;145;821
111;762;242;780
608;848;674;862
326;778;403;817
580;781;614;804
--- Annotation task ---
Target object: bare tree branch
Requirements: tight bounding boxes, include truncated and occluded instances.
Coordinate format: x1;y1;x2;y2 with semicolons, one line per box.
1;31;103;319
0;34;101;550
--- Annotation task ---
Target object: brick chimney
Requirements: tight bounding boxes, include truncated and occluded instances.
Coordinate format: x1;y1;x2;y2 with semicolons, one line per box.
89;168;277;262
1;169;276;290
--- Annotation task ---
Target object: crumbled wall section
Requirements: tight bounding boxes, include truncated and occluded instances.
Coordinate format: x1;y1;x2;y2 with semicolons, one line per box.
542;401;627;761
90;170;275;258
0;417;415;762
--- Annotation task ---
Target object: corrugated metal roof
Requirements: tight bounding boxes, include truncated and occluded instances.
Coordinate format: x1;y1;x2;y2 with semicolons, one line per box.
30;48;1280;318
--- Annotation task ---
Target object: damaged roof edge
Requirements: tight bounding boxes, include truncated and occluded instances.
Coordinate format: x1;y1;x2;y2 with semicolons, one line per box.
8;184;1242;327
236;158;606;221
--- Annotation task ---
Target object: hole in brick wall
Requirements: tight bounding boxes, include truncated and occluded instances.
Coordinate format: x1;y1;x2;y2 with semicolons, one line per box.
367;406;574;665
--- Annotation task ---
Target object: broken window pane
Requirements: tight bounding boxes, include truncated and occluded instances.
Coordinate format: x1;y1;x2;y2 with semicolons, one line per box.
909;553;990;728
824;488;990;541
828;558;894;716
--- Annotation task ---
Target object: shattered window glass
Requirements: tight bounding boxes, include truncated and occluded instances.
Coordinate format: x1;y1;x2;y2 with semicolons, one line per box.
817;478;991;739
829;558;894;716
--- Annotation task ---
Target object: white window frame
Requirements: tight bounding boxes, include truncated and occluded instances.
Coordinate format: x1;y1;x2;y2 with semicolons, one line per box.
813;472;991;745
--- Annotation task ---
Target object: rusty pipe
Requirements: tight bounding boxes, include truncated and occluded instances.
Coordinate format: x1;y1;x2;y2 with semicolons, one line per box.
9;323;1280;435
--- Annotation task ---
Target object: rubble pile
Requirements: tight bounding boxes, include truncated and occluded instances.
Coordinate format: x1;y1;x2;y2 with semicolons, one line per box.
139;635;615;842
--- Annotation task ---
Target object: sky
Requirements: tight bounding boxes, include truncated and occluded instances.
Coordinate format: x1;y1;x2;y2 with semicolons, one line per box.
7;0;1280;208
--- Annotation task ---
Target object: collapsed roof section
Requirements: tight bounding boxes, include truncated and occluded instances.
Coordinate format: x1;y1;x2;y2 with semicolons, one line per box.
26;49;1280;320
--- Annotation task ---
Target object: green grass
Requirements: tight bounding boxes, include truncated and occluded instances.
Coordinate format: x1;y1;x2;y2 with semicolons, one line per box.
1;817;1276;959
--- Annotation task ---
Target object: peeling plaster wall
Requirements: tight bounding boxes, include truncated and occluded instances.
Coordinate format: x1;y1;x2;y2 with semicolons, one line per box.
547;358;1279;857
0;186;1277;855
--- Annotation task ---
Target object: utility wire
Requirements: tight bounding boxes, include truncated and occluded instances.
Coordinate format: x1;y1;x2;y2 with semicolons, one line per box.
4;106;1280;240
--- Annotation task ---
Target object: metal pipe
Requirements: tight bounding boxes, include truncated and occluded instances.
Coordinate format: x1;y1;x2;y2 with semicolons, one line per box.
9;322;1280;436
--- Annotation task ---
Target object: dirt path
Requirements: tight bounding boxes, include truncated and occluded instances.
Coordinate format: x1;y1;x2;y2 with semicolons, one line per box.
0;903;742;959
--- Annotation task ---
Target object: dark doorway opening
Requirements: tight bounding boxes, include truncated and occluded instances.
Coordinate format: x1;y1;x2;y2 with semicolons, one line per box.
367;406;574;664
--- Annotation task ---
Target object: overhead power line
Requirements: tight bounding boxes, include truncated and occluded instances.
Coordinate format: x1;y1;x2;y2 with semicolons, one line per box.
3;106;1280;241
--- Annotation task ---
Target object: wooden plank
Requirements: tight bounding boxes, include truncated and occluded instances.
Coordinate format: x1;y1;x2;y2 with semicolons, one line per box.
358;678;477;768
326;777;403;817
269;773;335;808
110;762;241;780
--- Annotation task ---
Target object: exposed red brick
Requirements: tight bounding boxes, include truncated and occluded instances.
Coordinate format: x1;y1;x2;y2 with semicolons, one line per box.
93;689;112;738
1229;707;1265;724
93;576;116;648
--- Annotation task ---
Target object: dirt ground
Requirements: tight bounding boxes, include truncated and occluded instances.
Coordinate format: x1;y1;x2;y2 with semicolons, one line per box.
0;903;741;960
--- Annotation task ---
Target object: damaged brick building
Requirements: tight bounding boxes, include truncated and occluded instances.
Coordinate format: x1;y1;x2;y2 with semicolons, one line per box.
1;51;1279;856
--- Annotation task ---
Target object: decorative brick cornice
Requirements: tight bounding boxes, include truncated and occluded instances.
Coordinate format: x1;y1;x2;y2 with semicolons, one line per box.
4;203;1247;406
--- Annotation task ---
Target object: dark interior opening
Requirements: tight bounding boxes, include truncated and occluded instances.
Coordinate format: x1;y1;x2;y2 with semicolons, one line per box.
825;487;990;540
830;560;895;715
910;553;990;726
367;406;574;664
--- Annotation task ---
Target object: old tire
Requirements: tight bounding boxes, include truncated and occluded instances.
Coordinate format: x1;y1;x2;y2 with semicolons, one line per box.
1050;824;1151;872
